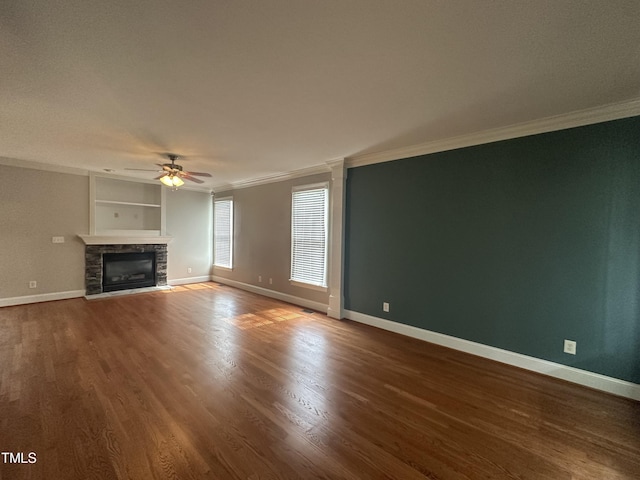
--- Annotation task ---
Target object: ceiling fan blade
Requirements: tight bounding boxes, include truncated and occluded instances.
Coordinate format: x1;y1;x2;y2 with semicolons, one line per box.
182;174;205;184
125;155;208;186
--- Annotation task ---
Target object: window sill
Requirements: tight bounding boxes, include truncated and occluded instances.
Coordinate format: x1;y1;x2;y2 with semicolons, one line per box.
213;265;233;271
289;280;328;292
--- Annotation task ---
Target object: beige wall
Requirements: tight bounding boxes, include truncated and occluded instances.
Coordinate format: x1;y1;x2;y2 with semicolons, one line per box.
214;172;331;306
0;164;213;302
166;188;212;281
0;164;89;298
0;163;327;306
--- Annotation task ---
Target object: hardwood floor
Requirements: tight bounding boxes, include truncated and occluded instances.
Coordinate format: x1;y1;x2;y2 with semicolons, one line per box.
1;282;638;479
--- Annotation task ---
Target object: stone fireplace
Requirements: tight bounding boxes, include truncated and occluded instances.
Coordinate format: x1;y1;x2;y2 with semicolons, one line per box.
79;236;171;296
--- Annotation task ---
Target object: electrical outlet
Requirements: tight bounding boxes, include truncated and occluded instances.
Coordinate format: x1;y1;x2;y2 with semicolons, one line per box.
187;267;192;274
29;281;37;289
383;302;390;312
564;339;577;355
258;275;262;283
52;236;65;243
269;278;273;285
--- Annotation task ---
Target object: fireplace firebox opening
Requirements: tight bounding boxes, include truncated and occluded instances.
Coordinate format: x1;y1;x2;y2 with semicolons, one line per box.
102;251;156;292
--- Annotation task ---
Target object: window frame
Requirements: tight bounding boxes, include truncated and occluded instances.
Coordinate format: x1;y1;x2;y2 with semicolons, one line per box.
213;196;234;270
290;182;329;291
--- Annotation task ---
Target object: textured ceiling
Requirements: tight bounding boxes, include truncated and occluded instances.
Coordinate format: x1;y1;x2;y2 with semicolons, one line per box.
1;0;639;189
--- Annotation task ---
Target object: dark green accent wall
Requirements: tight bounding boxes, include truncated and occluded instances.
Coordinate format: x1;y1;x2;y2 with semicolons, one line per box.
344;116;640;384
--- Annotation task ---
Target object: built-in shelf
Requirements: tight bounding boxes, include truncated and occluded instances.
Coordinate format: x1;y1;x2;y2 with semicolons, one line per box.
90;174;166;236
95;200;161;208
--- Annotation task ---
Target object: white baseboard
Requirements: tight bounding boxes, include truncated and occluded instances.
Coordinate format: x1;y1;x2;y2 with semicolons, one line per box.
168;275;212;286
211;276;328;313
345;310;640;401
0;290;85;308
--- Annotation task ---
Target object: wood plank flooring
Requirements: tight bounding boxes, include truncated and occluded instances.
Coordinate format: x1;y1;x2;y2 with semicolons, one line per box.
1;282;639;479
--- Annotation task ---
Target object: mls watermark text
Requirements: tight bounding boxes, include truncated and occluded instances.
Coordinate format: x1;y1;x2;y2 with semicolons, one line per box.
1;452;37;464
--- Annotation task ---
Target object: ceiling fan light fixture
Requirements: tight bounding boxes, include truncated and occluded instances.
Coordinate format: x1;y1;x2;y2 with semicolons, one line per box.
125;153;212;186
173;176;185;187
159;175;173;187
160;174;184;188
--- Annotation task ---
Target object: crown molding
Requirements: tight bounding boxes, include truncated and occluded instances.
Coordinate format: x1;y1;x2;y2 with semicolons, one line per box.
326;157;346;169
91;170;161;186
346;98;640;168
0;158;212;192
211;183;234;194
6;99;639;187
212;163;331;192
0;156;90;176
92;170;212;193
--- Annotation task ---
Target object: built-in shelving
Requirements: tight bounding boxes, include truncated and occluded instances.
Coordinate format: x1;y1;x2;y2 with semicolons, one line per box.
95;200;162;208
89;174;166;236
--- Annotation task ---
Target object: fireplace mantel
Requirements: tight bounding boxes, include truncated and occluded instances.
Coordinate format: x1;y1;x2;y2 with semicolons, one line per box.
78;235;173;245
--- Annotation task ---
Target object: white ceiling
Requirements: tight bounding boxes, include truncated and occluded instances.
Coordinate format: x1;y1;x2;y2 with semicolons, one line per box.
2;0;639;189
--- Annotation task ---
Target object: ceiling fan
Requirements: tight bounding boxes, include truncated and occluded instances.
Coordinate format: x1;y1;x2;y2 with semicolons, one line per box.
125;154;212;187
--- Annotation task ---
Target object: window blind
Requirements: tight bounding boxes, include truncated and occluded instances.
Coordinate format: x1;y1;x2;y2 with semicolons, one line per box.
214;199;233;268
291;186;328;287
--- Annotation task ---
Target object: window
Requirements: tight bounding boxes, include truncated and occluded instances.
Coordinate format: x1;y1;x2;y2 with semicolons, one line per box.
291;183;328;289
214;198;233;268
